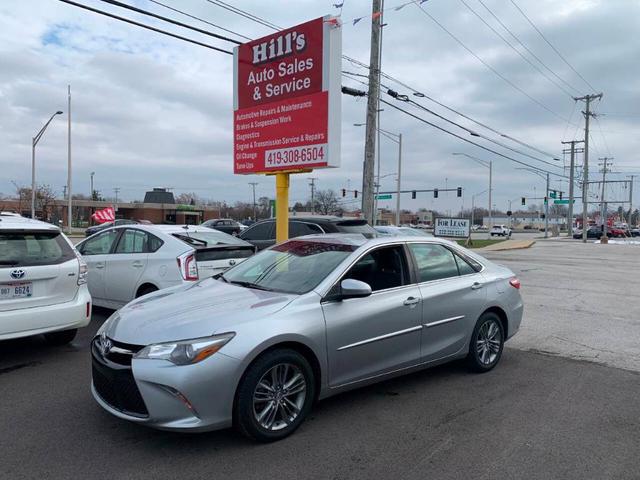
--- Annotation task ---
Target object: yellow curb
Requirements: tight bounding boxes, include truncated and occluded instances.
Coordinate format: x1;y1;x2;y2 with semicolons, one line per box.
479;240;536;251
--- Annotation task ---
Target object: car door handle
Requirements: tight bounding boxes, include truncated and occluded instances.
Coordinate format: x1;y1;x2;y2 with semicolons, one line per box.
95;263;105;269
132;261;144;268
471;282;484;290
403;296;421;306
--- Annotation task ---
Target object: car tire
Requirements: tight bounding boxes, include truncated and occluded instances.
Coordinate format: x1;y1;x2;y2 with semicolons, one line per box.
43;328;78;346
136;285;158;298
466;312;504;373
234;349;316;442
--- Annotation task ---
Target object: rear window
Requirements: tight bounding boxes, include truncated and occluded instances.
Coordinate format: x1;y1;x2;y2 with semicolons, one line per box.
0;231;76;267
172;231;247;247
335;221;377;238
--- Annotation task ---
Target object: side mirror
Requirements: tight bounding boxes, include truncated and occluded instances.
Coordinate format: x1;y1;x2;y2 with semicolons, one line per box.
340;279;372;300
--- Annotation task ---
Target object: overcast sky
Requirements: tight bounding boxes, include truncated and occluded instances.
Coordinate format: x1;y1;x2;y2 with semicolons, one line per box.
1;0;639;215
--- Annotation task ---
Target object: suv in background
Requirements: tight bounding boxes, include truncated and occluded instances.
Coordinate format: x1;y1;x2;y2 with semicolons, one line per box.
239;216;377;250
490;225;512;237
0;216;91;344
201;218;243;236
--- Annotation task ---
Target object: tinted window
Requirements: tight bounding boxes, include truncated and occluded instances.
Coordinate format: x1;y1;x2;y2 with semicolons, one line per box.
222;239;356;294
81;230;119;255
409;243;459;282
344;246;408;291
172;231;247;246
454;253;476;275
290;221;323;238
0;231;75;267
241;222;274;240
115;229;147;254
147;234;164;253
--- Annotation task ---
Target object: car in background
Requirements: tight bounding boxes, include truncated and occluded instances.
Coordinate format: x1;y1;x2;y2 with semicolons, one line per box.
239;216;377;250
0;216;91;344
201;218;244;236
572;226;602;239
86;219;140;237
375;226;433;237
91;234;522;441
607;226;627;238
1;211;21;217
76;224;255;309
490;225;512;237
631;227;640;237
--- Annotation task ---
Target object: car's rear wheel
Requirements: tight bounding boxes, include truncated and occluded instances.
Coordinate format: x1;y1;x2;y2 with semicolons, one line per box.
234;349;315;442
467;312;504;372
136;285;158;298
43;328;78;346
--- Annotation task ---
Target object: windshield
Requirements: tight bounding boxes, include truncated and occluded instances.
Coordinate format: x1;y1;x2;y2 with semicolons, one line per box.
172;230;246;247
221;239;356;294
0;231;76;267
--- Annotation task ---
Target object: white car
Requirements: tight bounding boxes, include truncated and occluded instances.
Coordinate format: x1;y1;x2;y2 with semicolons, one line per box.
76;224;256;309
490;225;512;237
0;215;91;344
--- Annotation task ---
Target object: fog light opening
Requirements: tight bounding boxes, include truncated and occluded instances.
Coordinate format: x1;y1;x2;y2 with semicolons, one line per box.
159;385;200;418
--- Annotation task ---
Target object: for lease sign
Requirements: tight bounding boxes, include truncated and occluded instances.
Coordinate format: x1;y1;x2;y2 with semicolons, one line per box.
434;218;471;238
233;16;341;174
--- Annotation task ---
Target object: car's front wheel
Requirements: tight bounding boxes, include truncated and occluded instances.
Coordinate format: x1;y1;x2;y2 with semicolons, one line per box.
234;349;315;442
43;329;78;346
466;312;504;372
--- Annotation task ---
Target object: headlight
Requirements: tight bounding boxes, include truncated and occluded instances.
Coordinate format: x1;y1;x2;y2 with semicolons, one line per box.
134;333;235;366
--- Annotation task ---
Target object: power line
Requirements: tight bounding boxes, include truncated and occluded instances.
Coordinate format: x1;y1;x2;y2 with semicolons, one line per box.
476;0;582;96
509;0;597;92
204;0;281;31
458;0;574;98
413;2;573;124
57;0;233;55
147;0;251;41
97;0;242;44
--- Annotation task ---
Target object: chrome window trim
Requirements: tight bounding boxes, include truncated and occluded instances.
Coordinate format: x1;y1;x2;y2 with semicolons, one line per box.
337;325;423;351
424;315;465;328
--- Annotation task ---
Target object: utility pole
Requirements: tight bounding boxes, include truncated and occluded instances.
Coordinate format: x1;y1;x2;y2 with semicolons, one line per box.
308;177;318;214
248;182;258;220
67;85;72;232
628;176;635;227
395;133;403;226
63;185;67;199
598;157;613;241
561;140;584;236
544;172;550;238
113;187;120;204
574;93;603;242
90;172;95;199
362;0;383;225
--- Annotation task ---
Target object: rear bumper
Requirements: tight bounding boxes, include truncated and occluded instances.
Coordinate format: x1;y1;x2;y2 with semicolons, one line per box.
0;286;92;340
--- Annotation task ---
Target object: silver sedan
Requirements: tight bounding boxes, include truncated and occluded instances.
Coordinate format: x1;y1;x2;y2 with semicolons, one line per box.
92;235;523;441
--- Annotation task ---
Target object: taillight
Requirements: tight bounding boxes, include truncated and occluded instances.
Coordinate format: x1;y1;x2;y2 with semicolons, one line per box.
177;252;198;281
509;278;521;289
78;260;88;285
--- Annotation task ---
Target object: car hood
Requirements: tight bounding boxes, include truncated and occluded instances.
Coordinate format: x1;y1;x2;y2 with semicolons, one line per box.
104;277;297;345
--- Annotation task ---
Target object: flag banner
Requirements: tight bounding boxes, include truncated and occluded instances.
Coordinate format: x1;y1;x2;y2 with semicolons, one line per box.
91;206;115;224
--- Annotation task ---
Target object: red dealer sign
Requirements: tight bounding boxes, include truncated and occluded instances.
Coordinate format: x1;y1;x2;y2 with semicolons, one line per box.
233;16;341;174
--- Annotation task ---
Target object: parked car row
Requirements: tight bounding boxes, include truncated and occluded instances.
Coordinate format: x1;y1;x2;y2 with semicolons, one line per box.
2;213;523;444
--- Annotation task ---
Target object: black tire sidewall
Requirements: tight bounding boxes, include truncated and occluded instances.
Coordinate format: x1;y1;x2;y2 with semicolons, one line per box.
43;328;78;346
234;349;315;442
468;313;504;372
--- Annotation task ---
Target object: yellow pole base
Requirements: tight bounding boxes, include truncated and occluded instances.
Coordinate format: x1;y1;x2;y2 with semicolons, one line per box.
275;172;290;244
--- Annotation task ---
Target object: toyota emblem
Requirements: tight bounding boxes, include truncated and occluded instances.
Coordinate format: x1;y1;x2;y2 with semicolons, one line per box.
99;332;112;356
10;269;25;280
229;259;237;266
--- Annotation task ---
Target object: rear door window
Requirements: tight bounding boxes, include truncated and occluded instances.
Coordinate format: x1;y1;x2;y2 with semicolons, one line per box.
241;222;274;241
409;243;460;282
290;222;323;238
0;231;76;266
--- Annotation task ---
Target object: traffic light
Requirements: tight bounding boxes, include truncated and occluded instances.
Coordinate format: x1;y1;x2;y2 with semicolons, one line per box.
559;191;563;200
541;213;546;219
354;190;358;198
341;189;346;197
457;187;462;197
521;197;526;206
434;188;439;198
507;210;513;217
411;191;416;199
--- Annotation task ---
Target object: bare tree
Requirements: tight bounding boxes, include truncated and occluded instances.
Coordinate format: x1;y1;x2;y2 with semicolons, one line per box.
314;189;339;215
175;192;201;205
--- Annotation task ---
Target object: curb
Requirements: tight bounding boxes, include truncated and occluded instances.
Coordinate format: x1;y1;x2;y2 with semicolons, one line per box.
478;240;536;252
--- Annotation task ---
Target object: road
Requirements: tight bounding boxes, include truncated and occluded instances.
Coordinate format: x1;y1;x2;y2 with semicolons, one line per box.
1;240;639;479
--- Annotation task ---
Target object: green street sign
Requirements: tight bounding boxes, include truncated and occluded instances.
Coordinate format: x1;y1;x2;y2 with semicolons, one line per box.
553;199;574;205
549;191;557;199
376;194;392;200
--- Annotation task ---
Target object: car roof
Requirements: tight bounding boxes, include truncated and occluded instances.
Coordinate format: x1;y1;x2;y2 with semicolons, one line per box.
0;216;60;231
283;233;462;249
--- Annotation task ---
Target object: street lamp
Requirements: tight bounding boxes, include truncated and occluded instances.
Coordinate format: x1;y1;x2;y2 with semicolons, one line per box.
31;110;63;218
452;153;492;236
517;167;550;238
90;171;95;199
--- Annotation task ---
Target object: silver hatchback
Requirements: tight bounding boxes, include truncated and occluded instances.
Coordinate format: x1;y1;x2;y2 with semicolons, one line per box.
92;235;523;441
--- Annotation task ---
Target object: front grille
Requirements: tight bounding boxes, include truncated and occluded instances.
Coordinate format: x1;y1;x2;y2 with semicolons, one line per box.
92;339;148;417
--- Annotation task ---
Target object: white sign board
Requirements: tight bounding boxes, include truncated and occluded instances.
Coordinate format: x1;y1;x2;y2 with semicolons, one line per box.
434;218;470;238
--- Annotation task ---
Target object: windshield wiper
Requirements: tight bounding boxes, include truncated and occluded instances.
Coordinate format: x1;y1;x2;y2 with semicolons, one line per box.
227;280;274;292
0;260;20;266
213;273;229;283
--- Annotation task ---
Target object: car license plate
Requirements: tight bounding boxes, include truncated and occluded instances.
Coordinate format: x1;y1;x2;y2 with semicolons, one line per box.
0;282;33;299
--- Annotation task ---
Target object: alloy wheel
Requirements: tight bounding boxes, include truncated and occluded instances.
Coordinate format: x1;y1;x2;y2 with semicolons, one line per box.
476;320;502;365
252;363;307;431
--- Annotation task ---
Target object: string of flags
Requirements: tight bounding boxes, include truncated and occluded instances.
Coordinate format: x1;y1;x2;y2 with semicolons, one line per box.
330;0;429;27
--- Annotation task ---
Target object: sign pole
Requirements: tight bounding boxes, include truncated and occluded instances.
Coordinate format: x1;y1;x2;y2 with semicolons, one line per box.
275;173;290;243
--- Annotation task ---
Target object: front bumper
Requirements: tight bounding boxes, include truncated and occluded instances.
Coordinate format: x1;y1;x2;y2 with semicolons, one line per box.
0;286;91;341
91;338;243;432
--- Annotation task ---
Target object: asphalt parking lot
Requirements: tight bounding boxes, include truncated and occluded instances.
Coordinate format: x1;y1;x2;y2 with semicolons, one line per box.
2;239;639;480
